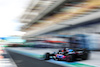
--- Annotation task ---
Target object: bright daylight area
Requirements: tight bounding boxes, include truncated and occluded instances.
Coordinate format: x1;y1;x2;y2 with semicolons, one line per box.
0;0;100;67
0;0;28;37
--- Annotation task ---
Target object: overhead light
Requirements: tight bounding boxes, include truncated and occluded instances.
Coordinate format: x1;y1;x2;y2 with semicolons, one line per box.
43;1;52;5
31;12;39;15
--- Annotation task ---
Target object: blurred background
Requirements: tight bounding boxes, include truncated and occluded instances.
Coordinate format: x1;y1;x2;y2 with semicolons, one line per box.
0;0;100;67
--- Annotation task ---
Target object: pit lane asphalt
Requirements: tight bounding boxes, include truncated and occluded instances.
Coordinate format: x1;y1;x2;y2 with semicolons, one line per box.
7;50;65;67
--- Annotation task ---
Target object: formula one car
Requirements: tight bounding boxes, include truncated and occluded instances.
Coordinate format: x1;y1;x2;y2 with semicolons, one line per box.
43;48;90;62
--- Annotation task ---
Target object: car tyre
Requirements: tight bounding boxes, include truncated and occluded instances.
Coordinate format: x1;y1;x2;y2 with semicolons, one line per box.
82;52;89;60
66;55;75;62
44;53;50;60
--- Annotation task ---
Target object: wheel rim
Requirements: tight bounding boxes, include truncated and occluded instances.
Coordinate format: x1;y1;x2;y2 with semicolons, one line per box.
66;55;71;61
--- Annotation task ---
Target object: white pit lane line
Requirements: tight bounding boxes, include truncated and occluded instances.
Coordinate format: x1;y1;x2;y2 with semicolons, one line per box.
1;49;18;67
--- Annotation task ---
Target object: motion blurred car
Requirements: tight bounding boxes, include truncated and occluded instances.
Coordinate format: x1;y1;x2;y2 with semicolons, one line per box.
44;48;90;62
